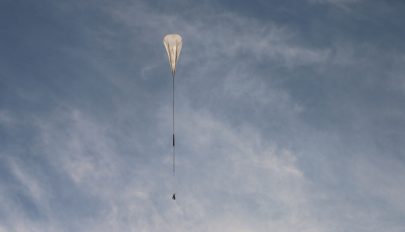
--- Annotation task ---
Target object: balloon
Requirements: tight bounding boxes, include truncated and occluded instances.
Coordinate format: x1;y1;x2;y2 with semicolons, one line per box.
163;34;182;200
163;34;182;77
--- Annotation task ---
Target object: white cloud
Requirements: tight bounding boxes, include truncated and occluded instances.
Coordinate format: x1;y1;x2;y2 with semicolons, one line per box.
107;1;331;69
0;102;315;231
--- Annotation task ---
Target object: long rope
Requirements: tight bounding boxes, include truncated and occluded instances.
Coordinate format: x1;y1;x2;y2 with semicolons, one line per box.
169;42;179;200
172;74;175;176
172;72;176;200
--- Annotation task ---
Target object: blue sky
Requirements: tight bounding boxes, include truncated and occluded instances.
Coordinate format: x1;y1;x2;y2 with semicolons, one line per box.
1;0;405;231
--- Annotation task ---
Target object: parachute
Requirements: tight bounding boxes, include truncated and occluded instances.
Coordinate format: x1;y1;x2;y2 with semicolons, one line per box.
163;34;182;77
163;34;182;200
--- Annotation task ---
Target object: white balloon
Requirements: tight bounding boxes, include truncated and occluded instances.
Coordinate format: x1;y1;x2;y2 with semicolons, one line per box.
163;34;182;76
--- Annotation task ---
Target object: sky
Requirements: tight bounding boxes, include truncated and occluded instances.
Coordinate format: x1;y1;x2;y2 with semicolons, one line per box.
1;0;405;231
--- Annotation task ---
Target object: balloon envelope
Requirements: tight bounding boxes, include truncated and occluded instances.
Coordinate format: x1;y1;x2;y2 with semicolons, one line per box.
163;34;182;76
